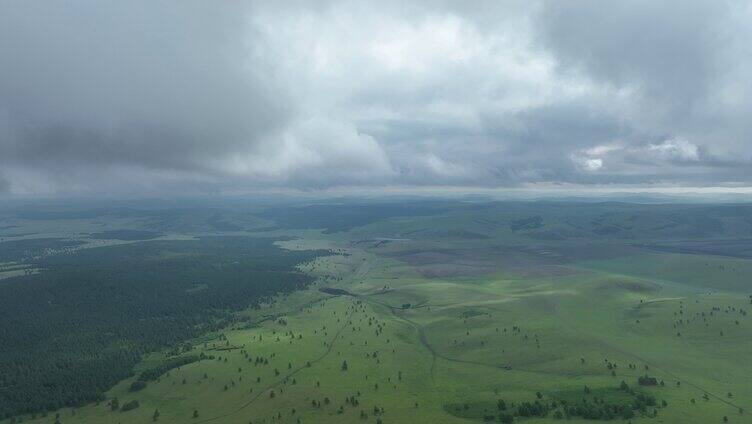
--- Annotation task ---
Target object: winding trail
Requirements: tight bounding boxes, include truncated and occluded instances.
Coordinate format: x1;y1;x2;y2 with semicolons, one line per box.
587;335;748;412
195;262;747;421
358;296;437;382
193;302;355;423
362;295;549;381
363;294;748;413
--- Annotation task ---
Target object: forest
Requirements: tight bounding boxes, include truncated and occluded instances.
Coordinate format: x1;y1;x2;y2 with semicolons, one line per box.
0;236;327;419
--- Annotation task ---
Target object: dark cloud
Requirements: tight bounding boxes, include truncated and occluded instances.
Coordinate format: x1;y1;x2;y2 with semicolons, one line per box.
0;0;751;196
0;174;10;195
0;1;287;173
537;1;728;104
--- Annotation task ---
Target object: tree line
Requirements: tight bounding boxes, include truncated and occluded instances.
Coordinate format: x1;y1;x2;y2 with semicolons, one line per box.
0;236;327;420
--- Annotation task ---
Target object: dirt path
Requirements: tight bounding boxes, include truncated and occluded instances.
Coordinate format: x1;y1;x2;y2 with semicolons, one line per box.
589;335;748;413
194;303;355;423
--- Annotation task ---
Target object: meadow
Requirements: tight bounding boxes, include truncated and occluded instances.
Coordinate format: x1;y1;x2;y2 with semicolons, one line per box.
1;199;750;423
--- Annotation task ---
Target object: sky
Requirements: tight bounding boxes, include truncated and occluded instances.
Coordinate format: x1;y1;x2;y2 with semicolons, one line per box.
1;0;751;197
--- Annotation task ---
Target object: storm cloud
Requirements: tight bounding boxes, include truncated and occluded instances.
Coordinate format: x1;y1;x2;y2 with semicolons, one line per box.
1;0;751;195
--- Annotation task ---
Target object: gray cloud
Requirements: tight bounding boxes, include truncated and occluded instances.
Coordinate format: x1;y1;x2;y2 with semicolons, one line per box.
537;1;728;106
0;174;10;195
1;0;751;196
1;1;287;173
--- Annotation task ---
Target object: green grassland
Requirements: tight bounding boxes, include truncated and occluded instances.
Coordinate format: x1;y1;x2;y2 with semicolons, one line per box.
2;201;751;424
14;236;750;424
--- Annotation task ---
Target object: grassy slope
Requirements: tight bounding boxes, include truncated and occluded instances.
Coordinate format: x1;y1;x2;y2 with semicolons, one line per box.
575;252;752;292
8;230;751;424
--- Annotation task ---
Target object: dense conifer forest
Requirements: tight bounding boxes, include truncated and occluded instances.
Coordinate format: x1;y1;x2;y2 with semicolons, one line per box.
0;236;325;419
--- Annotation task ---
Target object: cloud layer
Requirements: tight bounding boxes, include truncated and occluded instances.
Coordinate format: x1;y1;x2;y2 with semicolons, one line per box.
1;0;751;195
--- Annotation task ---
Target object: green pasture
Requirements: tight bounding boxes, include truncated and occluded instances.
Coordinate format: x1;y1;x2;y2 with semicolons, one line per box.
10;234;751;424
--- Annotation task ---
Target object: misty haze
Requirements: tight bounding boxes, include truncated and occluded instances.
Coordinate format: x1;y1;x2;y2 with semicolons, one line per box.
0;1;750;424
